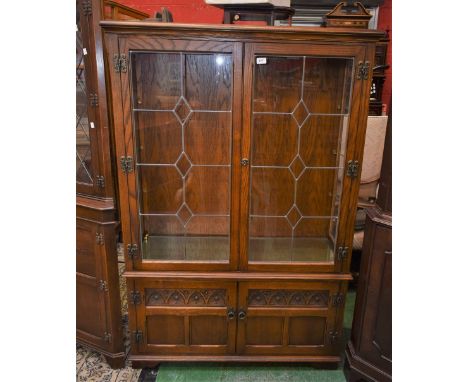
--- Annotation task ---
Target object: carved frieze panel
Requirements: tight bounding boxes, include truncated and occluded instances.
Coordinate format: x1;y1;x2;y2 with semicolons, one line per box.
248;289;329;307
145;288;227;306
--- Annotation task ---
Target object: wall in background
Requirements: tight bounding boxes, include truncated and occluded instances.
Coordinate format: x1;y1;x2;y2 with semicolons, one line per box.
116;0;392;110
116;0;223;23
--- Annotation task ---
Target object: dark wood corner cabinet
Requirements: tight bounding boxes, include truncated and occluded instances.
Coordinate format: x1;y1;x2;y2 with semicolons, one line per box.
76;0;148;368
101;21;384;366
344;107;392;381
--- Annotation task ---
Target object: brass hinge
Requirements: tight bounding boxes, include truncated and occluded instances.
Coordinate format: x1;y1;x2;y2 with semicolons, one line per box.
113;54;128;73
89;93;99;107
96;232;104;245
120;156;133;174
130;291;141;305
127;244;138;259
96;175;105;188
134;330;143;343
328;330;340;345
337;246;348;262
346;160;359;178
331;293;345;307
357;61;370;80
82;0;92;15
98;280;108;292
103;332;112;343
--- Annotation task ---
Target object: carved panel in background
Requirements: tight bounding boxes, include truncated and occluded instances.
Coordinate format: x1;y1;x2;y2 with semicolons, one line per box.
248;289;329;307
145;288;227;306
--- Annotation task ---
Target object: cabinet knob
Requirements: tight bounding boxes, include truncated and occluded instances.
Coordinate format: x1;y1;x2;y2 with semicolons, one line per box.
238;309;246;320
241;158;249;166
227;308;236;320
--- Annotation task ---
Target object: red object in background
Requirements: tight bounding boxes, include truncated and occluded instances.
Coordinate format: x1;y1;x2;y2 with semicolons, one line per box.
115;0;391;111
377;0;392;112
115;0;224;24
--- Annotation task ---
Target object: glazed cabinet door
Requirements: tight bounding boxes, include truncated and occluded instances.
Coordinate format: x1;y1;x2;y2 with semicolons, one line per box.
131;280;237;355
76;0;101;195
240;43;370;273
76;218;109;348
236;281;342;357
107;36;242;271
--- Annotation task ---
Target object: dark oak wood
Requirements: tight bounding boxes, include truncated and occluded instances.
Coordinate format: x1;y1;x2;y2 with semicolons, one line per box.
76;0;149;369
76;204;124;368
102;21;383;366
345;110;392;381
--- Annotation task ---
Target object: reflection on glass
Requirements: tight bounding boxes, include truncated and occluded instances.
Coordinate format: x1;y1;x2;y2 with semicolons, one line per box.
249;56;353;263
131;52;233;262
76;15;93;184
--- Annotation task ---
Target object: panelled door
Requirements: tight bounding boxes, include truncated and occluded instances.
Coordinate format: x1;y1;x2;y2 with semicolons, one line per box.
108;36;243;272
132;280;238;355
76;218;109;348
236;281;341;356
240;43;370;273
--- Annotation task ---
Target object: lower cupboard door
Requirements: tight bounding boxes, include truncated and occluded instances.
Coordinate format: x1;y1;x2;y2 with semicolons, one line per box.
134;280;237;355
236;281;340;356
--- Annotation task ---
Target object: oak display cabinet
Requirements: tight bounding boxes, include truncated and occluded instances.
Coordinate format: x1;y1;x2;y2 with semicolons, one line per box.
102;21;384;366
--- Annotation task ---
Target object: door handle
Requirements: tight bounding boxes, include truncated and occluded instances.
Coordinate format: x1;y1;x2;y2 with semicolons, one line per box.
238;309;246;320
227;307;236;320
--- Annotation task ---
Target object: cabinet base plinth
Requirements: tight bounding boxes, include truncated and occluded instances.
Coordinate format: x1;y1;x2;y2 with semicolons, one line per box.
130;354;340;367
344;341;391;382
77;340;126;369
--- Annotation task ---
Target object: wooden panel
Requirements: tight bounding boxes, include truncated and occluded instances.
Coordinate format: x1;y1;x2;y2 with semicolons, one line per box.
190;316;228;345
246;317;283;345
147;315;185;345
76;274;105;340
289;317;326;345
248;289;329;307
145;288;227;307
76;220;97;277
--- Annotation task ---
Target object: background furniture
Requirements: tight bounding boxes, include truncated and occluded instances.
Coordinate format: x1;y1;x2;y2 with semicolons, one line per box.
369;33;389;115
76;0;148;368
102;21;383;366
344;105;392;381
210;3;295;25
